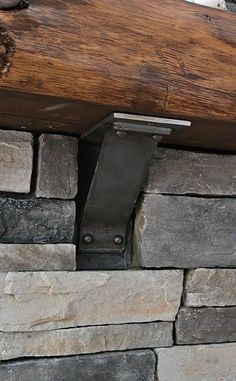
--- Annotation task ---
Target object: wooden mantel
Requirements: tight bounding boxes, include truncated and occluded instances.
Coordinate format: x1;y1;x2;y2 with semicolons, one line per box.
0;0;236;151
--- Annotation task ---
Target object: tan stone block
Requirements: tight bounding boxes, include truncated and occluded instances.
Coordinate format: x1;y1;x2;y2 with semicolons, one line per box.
185;269;236;306
0;244;76;271
0;130;33;193
0;322;172;360
0;270;183;331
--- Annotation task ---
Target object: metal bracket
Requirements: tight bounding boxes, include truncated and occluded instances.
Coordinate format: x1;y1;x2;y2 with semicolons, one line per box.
78;113;191;269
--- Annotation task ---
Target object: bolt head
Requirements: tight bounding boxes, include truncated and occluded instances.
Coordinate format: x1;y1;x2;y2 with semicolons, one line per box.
82;234;93;244
116;131;128;138
113;235;123;245
152;135;160;141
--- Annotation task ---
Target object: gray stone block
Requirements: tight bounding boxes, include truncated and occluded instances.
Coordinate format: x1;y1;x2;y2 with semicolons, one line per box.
36;134;78;199
155;343;236;381
184;269;236;306
226;1;236;12
0;350;156;381
0;322;172;360
0;198;75;243
0;244;76;271
146;148;236;196
0;130;33;193
134;194;236;268
176;307;236;345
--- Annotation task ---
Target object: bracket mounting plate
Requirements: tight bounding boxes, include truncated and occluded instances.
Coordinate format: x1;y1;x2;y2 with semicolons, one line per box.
78;113;191;269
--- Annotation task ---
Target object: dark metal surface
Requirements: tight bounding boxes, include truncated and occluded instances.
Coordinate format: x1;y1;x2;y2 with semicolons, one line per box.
82;112;191;145
78;113;191;269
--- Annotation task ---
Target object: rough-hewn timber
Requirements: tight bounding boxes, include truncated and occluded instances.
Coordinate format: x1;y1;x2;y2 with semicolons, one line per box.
0;0;236;150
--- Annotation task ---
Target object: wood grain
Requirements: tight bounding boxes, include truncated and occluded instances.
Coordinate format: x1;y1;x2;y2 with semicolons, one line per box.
0;0;236;149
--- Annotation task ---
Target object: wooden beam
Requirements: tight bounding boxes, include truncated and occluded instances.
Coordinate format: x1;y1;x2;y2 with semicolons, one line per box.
0;0;236;149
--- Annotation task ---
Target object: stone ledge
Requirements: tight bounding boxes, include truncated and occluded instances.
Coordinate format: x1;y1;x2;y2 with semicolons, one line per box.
0;244;76;271
184;269;236;307
0;270;183;331
0;130;33;193
0;322;172;360
0;350;156;381
146;148;236;196
176;307;236;345
155;343;236;381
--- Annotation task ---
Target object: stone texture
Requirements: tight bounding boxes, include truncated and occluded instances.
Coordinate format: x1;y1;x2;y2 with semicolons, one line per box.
0;322;172;360
226;1;236;12
36;134;78;199
146;148;236;196
0;244;76;271
176;307;236;345
155;343;236;381
184;269;236;307
0;130;33;193
0;198;75;243
134;194;236;268
0;350;156;381
0;270;183;331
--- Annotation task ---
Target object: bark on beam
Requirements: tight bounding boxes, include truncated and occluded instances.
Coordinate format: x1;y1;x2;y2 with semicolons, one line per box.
0;0;236;150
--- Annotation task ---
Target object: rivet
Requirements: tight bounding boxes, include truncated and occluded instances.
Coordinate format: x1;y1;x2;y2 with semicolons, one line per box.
152;135;160;141
116;131;128;138
113;235;123;245
82;234;93;244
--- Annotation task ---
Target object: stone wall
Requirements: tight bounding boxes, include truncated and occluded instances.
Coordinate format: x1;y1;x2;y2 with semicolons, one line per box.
0;129;235;380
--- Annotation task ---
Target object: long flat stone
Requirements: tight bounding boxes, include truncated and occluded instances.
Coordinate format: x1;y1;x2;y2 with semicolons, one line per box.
0;130;33;193
0;244;76;271
0;350;156;381
36;134;78;199
134;194;236;268
176;307;236;345
184;269;236;306
0;270;183;331
0;198;75;243
146;148;236;196
155;343;236;381
0;322;172;360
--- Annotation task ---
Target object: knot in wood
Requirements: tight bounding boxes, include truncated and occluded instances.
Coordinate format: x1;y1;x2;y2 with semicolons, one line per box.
0;0;29;10
0;32;15;76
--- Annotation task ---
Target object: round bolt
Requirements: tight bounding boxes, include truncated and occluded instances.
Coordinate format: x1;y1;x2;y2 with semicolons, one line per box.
113;235;123;245
116;131;128;138
152;135;160;141
82;234;93;244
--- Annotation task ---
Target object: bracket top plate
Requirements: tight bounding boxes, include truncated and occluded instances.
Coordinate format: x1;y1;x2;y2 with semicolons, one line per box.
81;113;191;144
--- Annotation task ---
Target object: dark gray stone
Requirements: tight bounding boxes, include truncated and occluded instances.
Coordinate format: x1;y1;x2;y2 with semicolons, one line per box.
36;134;78;199
226;1;236;12
176;307;236;345
145;148;236;196
0;198;75;243
134;194;236;268
0;350;155;381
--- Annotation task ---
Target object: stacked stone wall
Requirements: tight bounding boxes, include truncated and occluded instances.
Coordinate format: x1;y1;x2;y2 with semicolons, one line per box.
0;130;235;380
